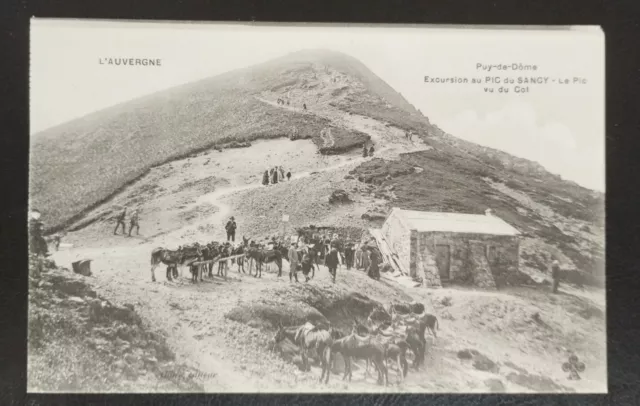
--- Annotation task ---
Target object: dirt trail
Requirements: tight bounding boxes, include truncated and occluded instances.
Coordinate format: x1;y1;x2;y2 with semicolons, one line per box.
49;99;429;392
256;96;432;160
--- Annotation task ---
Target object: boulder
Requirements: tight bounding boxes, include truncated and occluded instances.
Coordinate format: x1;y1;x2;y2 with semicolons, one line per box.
361;210;386;221
472;353;499;373
329;190;351;204
71;259;93;277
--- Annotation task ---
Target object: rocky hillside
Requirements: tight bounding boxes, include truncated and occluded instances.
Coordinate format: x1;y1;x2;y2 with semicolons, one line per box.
27;256;204;392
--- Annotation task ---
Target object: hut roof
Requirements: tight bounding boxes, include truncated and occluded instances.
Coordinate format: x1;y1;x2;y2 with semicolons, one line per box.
390;208;520;236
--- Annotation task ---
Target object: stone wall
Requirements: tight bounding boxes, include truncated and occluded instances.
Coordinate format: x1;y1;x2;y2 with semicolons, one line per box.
469;241;497;289
381;209;411;275
415;239;442;288
416;232;519;288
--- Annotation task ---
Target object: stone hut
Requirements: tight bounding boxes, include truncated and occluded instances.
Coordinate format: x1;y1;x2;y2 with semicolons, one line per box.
380;207;521;288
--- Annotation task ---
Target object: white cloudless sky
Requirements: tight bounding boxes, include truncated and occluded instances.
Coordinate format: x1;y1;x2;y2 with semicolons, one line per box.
30;20;605;191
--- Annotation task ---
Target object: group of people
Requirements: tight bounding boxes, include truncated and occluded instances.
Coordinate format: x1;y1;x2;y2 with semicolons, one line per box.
362;143;375;158
292;232;382;284
405;131;415;141
262;166;292;186
113;206;140;236
324;238;381;283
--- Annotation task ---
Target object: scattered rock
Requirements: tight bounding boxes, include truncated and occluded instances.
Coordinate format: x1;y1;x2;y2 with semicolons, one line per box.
441;296;453;307
329;189;351;204
71;259;93;277
457;349;475;360
361;210;386;221
472;353;499;373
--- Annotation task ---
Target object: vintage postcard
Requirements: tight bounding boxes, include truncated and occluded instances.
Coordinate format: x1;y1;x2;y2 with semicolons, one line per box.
28;19;605;393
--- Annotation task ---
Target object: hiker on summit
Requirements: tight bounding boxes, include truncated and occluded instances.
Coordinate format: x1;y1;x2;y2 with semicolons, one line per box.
113;207;127;235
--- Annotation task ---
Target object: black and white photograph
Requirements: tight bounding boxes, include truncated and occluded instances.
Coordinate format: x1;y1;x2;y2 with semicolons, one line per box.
28;20;605;393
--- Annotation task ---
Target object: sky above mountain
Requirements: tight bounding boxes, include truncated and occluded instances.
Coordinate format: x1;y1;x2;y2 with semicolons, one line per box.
30;20;604;191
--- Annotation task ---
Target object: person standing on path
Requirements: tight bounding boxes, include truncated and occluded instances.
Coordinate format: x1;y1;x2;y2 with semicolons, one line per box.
551;259;561;293
29;210;49;257
113;207;127;235
345;242;354;270
366;246;380;280
326;247;340;284
262;169;269;186
286;171;292;181
271;167;279;185
330;233;344;267
128;209;140;236
225;217;237;242
288;242;300;283
300;251;313;282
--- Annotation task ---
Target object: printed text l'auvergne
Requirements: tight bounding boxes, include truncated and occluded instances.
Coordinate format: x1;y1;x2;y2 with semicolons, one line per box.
99;58;162;67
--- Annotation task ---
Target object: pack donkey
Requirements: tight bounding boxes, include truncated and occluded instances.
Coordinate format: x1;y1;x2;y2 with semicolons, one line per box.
150;244;202;282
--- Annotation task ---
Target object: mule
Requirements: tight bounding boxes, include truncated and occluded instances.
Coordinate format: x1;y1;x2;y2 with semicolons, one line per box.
150;245;202;282
246;245;286;278
273;322;337;382
329;332;388;386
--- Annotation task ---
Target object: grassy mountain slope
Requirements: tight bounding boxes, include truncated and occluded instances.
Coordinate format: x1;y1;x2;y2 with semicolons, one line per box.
30;50;384;232
31;48;604;284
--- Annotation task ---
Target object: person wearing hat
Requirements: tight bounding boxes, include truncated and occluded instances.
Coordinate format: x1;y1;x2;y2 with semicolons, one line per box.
225;216;237;242
113;207;127;235
330;233;344;266
288;242;300;283
325;246;340;284
128;209;140;237
551;259;561;294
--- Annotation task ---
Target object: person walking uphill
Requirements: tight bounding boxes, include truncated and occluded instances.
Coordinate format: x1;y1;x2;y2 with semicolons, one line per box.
288;242;300;283
551;259;561;294
114;207;127;235
225;217;237;242
326;247;340;284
